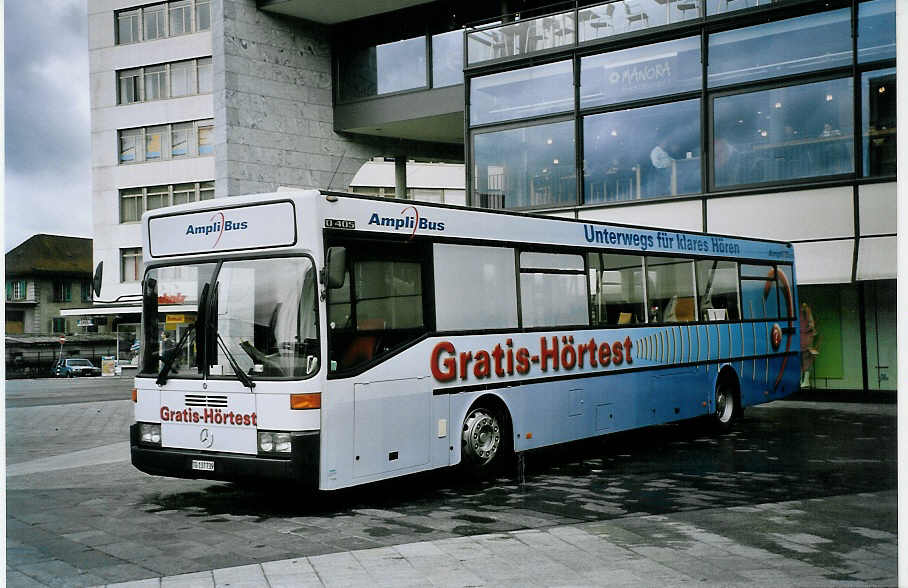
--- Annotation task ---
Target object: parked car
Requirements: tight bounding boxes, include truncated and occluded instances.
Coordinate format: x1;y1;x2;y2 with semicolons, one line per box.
54;358;101;377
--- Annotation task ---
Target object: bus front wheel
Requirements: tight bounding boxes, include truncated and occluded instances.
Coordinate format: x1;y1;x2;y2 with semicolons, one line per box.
461;405;509;471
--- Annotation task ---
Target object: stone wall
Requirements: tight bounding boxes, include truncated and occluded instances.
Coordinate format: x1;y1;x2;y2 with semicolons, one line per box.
213;0;374;198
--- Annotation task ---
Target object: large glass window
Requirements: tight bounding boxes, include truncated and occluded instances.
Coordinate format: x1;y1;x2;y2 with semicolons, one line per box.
646;257;696;323
143;4;166;41
327;242;429;372
584;99;701;203
169;60;195;97
197;58;213;94
858;0;895;63
198;125;213;155
862;68;896;177
121;248;142;283
713;78;854;188
467;12;576;65
432;30;464;88
196;0;211;30
696;259;740;321
146;185;169;210
169;1;191;35
578;1;699;42
171;123;191;158
172;183;195;205
120;189;144;222
141;264;206;376
118;10;140;44
473;119;576;209
339;37;427;100
354;260;423;330
708;9;852;88
211;258;320;378
588;252;645;326
519;252;588;328
119;69;142;104
581;36;701;109
144;65;167;101
434;244;518;331
199;181;215;200
471;60;573;125
145;127;165;161
119;129;140;163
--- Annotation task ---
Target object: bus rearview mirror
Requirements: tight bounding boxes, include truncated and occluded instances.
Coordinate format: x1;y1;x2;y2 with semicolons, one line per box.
92;261;103;298
326;247;346;289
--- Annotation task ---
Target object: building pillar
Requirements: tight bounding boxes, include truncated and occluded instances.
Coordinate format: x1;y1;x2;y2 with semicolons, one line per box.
395;157;408;199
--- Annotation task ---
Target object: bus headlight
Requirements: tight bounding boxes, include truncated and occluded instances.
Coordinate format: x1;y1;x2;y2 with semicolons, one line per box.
258;431;292;454
139;423;161;445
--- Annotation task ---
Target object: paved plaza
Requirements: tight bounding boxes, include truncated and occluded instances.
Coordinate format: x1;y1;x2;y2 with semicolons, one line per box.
5;378;898;587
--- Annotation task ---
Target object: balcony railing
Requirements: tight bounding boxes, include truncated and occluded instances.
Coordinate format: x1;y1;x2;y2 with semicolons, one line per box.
466;0;787;66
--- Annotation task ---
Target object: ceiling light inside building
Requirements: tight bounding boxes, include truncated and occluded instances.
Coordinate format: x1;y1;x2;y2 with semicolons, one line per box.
826;94;834;101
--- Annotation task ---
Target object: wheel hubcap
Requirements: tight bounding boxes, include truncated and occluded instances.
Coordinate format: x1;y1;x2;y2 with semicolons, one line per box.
463;409;501;465
716;388;734;423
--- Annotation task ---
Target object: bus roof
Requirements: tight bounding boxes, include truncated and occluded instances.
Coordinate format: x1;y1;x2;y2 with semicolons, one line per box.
142;189;794;264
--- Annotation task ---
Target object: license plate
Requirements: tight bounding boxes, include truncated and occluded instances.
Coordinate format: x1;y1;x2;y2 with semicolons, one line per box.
191;459;215;472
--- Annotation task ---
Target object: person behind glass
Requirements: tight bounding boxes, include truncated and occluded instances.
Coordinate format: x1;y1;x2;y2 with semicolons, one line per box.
162;331;180;373
649;138;674;196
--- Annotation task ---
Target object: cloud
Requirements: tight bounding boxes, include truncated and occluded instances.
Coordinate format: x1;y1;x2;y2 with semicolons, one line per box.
4;0;91;251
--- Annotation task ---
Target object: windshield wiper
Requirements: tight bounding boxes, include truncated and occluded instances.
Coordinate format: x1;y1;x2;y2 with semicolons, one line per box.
156;322;196;386
215;333;255;389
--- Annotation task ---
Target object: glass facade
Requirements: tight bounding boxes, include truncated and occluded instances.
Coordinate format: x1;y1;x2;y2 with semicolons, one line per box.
467;0;895;209
471;60;573;125
581;36;701;108
339;36;427;101
861;68;896;176
858;0;895;63
713;78;854;187
584;99;701;202
707;9;851;87
473;119;575;209
432;30;464;88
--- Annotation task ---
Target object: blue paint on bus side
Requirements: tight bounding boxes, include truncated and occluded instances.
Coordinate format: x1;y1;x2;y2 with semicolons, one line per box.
481;320;801;454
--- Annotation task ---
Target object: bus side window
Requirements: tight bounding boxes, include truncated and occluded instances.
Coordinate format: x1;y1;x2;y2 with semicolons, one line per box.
645;256;697;323
740;264;781;319
587;252;645;326
696;260;740;321
328;250;427;372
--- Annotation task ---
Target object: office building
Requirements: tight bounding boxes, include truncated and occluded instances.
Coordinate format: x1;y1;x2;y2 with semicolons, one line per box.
83;0;895;394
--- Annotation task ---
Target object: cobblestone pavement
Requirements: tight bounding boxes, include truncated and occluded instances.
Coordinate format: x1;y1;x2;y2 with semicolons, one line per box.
5;391;896;587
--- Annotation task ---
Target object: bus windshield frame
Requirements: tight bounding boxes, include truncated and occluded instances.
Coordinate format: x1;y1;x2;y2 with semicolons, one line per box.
140;254;321;382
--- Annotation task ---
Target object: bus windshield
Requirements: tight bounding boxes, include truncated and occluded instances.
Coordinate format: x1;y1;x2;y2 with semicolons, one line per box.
141;257;320;380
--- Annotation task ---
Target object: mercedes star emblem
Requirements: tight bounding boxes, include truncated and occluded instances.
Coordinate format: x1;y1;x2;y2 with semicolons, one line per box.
199;428;213;448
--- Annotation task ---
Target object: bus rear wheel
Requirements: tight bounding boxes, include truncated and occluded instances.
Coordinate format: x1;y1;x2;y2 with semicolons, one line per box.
713;380;741;432
462;405;508;471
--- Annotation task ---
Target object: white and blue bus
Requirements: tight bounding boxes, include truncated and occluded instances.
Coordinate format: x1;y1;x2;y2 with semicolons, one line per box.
131;189;800;489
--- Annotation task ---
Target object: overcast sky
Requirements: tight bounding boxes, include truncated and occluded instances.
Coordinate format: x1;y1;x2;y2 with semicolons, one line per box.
4;0;91;252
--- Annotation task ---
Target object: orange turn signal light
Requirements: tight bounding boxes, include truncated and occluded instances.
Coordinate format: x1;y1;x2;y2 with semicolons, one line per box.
131;388;138;403
290;393;321;410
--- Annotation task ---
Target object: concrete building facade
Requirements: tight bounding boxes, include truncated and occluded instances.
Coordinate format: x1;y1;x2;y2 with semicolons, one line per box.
85;0;895;394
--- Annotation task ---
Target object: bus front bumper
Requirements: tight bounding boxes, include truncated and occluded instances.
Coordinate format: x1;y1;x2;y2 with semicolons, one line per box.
130;424;319;486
